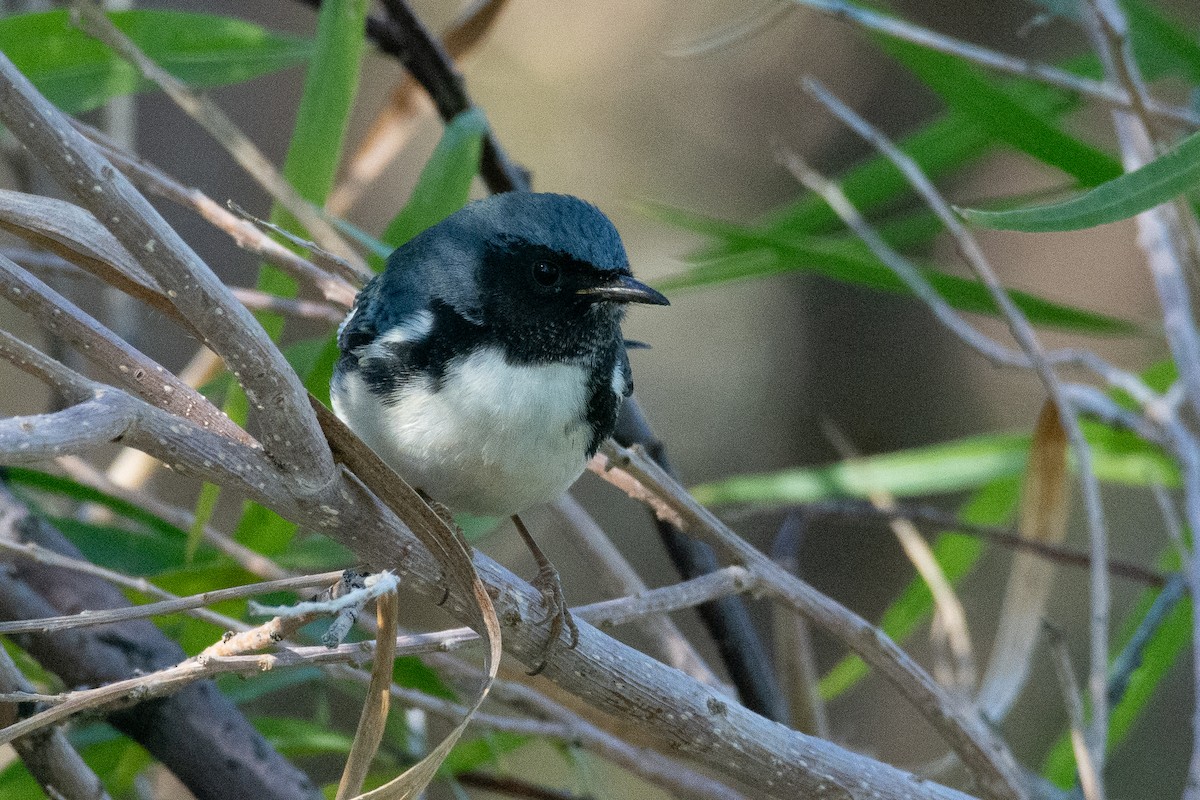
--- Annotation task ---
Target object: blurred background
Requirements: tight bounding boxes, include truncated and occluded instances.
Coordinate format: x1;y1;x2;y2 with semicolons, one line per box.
1;0;1192;796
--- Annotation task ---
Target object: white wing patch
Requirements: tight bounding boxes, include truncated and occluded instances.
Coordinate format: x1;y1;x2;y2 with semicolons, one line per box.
359;309;435;359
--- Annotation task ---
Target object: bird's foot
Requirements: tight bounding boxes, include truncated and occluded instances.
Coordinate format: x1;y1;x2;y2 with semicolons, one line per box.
511;515;579;675
319;569;368;648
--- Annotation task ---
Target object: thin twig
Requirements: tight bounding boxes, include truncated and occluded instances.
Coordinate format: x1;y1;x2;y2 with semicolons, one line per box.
0;563;342;635
799;79;1112;776
1044;623;1105;800
592;443;1028;800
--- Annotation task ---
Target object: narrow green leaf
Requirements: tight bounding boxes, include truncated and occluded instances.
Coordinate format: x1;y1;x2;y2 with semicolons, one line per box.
255;716;357;758
281;0;369;212
960;127;1200;232
691;433;1031;507
440;732;530;775
657;229;1134;334
0;10;312;114
692;423;1177;507
5;468;187;540
881;39;1120;187
257;0;369;339
380;108;488;252
1126;0;1200;84
188;482;221;562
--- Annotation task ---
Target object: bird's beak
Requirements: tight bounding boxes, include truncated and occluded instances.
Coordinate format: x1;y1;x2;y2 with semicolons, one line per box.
577;274;670;306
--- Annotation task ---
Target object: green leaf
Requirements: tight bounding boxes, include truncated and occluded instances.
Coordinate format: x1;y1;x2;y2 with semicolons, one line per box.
441;732;530;775
819;478;1017;699
654;227;1133;334
281;0;369;212
880;39;1121;187
188;482;221;562
4;468;188;541
0;10;312;114
258;0;369;338
691;433;1031;507
380;108;489;252
48;515;215;577
218;666;324;704
960;127;1200;232
255;716;356;758
691;422;1177;508
1126;0;1200;84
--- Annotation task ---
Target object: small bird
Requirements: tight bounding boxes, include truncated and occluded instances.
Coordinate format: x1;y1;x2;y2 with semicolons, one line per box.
331;192;667;659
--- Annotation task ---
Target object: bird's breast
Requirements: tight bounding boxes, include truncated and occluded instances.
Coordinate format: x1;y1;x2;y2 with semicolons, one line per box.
332;346;593;516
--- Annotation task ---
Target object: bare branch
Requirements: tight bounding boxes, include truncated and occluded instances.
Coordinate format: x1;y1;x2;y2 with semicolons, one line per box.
593;442;1028;800
0;50;336;487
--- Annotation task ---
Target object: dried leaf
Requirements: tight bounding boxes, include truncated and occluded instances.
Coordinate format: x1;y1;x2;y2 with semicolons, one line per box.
976;401;1070;722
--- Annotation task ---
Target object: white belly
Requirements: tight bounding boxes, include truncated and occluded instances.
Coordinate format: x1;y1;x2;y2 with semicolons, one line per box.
332;347;592;516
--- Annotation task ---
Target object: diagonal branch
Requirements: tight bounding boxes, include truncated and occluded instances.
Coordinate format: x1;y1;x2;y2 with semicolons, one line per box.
592;442;1028;800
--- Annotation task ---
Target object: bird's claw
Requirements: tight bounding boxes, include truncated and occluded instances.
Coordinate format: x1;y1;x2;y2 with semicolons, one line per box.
526;557;579;676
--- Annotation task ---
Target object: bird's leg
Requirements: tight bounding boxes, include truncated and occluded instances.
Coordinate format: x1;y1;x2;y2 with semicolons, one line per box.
511;514;579;674
417;490;460;605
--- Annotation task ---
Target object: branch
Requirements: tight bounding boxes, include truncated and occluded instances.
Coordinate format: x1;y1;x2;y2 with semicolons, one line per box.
0;485;322;800
0;645;113;800
592;442;1028;800
0;50;336;488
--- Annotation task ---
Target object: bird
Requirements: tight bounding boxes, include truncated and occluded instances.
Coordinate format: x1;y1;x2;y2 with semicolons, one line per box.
331;191;668;664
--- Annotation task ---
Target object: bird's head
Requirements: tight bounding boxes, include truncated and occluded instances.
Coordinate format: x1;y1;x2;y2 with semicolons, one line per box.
395;192;667;357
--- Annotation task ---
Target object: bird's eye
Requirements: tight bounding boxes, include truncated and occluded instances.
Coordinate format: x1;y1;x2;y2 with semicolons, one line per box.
532;261;561;287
